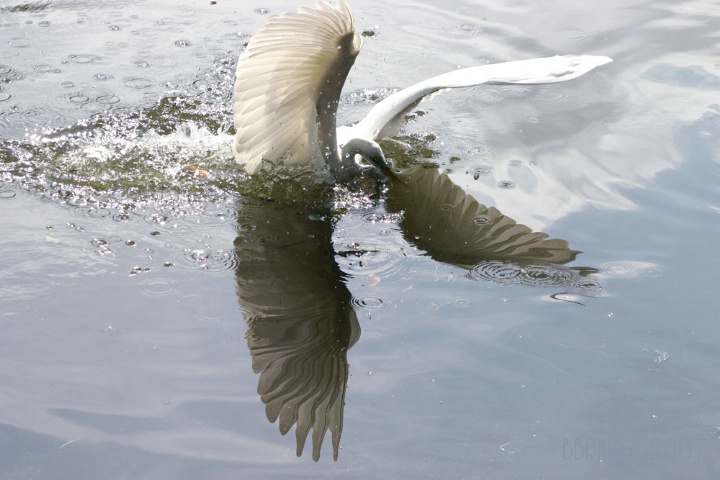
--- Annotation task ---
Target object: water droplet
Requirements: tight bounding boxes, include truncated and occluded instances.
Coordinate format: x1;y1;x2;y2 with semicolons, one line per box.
497;180;516;189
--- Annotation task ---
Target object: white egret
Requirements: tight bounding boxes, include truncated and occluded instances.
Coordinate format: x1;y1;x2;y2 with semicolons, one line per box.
233;0;612;181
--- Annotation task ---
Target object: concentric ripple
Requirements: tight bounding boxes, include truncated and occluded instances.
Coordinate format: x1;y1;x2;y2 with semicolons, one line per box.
470;260;603;293
171;247;238;273
351;295;387;310
599;261;662;279
137;277;179;297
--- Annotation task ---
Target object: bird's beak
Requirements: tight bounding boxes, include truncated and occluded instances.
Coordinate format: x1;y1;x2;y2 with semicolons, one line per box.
367;153;404;185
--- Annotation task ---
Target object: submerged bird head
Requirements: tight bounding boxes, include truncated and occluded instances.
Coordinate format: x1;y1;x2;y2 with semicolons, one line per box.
340;138;402;183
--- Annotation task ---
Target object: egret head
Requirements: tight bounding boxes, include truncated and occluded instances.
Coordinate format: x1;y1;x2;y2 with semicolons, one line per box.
341;138;400;182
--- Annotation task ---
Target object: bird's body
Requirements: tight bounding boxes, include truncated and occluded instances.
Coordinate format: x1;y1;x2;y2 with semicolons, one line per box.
233;0;611;180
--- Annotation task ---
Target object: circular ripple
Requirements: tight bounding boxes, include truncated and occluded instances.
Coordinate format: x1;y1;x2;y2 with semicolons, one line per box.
200;207;232;226
599;261;661;278
351;295;387;309
471;165;494;180
0;188;17;199
520;264;576;287
470;260;582;288
69;54;100;64
8;37;31;48
571;279;605;295
138;277;179;297
470;260;523;285
161;222;196;236
556;27;590;40
172;247;238;273
123;77;152;89
439;23;483;38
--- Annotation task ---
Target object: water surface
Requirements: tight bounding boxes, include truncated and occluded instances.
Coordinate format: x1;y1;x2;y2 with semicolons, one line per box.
2;0;719;478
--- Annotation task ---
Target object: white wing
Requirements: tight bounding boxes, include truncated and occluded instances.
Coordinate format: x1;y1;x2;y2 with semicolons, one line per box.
342;54;612;143
233;0;361;173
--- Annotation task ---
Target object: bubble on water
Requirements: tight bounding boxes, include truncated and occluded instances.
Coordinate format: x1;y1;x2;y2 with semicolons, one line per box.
174;40;191;47
497;180;516;189
255;8;270;14
361;212;402;223
91;238;113;256
472;215;491;225
129;265;151;276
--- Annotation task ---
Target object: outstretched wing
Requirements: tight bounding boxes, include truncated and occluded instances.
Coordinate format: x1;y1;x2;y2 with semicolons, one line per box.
343;54;612;142
233;0;362;174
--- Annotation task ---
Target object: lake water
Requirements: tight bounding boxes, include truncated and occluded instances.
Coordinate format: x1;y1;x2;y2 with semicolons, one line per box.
2;0;719;478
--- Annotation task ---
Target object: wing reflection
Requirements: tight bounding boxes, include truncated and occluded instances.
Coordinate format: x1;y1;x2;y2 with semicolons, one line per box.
385;166;589;280
234;168;595;461
234;201;359;461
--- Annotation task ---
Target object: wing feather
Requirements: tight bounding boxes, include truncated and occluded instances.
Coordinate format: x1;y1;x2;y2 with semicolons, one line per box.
342;54;612;143
234;0;362;174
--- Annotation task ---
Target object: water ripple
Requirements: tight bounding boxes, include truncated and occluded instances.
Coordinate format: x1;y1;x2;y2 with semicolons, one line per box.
171;247;238;273
138;277;179;297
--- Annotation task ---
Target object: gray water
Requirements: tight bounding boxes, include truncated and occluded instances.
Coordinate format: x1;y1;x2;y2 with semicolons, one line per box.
2;0;719;478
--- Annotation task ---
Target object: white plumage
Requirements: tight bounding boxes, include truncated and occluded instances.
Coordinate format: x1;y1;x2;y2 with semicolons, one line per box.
233;0;612;180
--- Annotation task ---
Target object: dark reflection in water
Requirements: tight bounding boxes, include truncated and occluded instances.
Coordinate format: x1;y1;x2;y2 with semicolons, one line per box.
233;168;597;461
234;201;360;461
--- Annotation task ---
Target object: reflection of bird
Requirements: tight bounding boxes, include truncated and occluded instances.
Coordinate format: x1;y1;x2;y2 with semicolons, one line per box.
233;171;593;461
233;0;612;180
234;201;360;462
385;166;580;266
